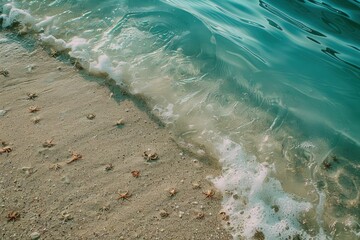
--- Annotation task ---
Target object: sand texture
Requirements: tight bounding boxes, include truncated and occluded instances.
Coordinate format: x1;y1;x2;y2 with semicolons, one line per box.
0;33;232;240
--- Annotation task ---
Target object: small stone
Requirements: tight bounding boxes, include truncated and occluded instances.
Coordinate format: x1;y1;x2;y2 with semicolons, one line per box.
42;139;55;148
21;167;34;176
61;176;70;184
159;210;169;218
86;113;96;120
271;205;280;213
30;231;40;240
105;163;113;171
0;110;7;116
26;64;37;73
31;117;41;124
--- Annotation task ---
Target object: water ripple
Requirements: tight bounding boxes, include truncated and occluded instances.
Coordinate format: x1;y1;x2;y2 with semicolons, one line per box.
259;0;326;37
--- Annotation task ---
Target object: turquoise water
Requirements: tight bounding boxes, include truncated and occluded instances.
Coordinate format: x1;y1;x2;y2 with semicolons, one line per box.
1;0;359;239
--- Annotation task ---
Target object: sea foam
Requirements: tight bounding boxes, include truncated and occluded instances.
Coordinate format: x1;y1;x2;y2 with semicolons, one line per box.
212;138;319;239
1;4;35;28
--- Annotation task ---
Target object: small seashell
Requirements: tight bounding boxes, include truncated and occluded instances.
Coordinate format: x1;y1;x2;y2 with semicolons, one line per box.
142;149;158;161
29;106;40;113
115;118;125;126
60;211;73;221
195;211;205;219
168;188;177;197
86;113;96;120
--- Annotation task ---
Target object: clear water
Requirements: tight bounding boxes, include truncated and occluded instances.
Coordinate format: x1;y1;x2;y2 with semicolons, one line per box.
1;0;359;239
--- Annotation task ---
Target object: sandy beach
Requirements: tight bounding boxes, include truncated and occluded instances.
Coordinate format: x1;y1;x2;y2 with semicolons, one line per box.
0;32;232;240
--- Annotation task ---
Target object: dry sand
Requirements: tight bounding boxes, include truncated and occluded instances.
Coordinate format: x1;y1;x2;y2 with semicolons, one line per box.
0;32;232;240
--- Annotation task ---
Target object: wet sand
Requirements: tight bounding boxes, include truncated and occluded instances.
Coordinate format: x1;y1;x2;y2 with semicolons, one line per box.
0;32;232;240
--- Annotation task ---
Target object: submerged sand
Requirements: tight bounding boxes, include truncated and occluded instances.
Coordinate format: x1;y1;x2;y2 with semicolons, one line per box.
0;32;232;239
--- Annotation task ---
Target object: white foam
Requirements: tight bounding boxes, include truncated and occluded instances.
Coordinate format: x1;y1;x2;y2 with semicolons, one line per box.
34;16;55;31
1;4;35;28
66;36;89;59
89;54;112;76
212;138;314;239
40;34;67;51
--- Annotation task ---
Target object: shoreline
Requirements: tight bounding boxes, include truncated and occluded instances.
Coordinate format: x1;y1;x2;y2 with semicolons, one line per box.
0;32;232;239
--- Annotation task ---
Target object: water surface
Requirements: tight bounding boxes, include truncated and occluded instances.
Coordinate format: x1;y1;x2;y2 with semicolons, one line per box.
1;0;359;239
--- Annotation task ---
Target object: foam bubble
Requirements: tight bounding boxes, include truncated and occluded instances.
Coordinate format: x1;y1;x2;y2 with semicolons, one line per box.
40;34;67;51
212;138;315;239
89;55;112;76
66;36;89;59
34;16;55;31
1;4;35;28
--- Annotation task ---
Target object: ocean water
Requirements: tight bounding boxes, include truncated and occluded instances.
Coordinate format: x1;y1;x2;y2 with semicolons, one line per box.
1;0;359;239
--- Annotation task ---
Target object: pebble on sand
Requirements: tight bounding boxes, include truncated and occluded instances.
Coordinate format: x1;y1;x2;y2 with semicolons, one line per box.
30;231;40;240
0;109;7;116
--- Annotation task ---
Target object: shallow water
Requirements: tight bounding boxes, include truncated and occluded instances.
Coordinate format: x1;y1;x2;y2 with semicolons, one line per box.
1;0;359;239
